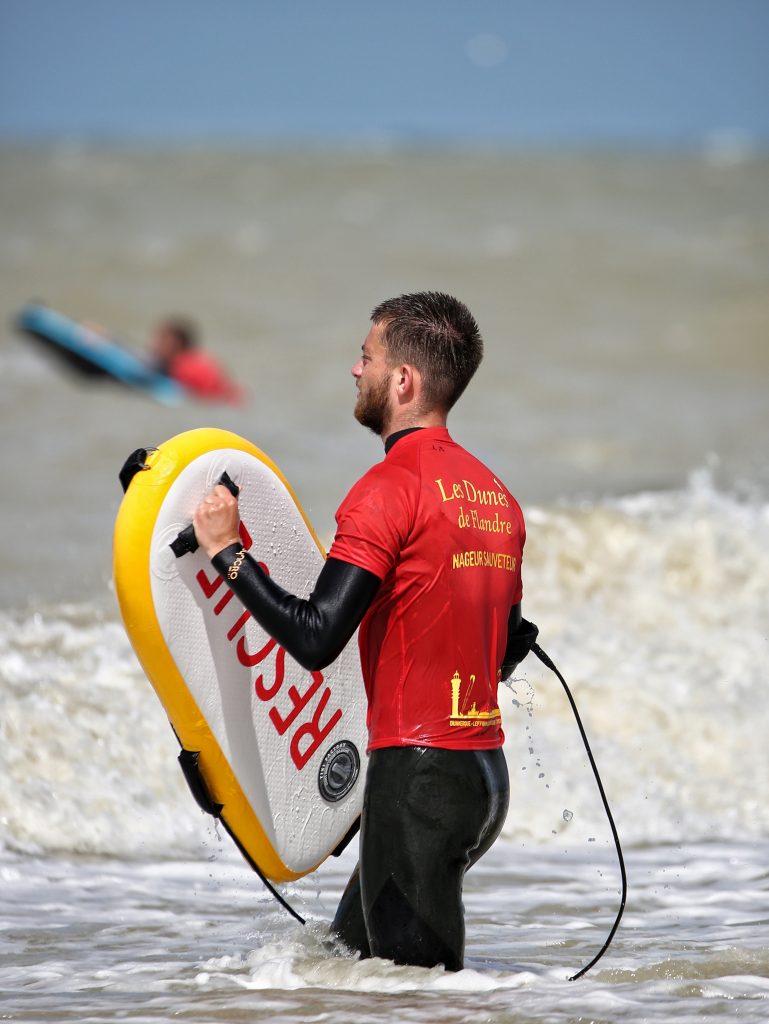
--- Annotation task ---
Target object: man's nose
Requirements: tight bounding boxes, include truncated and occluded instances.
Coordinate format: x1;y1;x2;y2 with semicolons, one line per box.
351;359;363;378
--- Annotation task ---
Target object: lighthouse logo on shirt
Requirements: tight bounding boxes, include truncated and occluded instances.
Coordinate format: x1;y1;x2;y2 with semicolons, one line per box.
449;670;501;729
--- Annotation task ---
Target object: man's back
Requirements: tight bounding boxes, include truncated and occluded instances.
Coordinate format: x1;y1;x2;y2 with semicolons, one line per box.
329;426;525;750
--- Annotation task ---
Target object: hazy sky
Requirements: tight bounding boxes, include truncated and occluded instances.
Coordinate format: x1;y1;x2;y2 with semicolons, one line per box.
1;0;767;145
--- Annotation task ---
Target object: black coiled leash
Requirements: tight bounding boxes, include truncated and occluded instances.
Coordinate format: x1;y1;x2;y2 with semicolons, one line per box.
531;641;627;980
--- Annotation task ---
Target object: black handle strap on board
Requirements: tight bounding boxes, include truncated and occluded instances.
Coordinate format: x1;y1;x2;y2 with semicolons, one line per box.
170;471;240;558
118;451;240;558
119;447;156;493
176;745;306;925
531;641;627;981
177;742;359;928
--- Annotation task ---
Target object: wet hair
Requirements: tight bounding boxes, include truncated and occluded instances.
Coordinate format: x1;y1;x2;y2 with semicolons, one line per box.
371;291;483;412
161;317;197;351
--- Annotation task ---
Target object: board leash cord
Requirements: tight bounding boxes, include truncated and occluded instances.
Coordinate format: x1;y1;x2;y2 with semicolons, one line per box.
531;642;628;980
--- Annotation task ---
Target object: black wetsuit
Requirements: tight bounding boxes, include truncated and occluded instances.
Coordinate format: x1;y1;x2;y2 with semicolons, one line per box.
211;429;537;970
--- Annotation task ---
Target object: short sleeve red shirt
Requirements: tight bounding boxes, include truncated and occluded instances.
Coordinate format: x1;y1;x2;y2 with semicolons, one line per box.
328;427;525;751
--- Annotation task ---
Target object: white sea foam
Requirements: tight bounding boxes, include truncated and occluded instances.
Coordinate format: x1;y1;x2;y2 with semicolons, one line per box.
0;606;208;857
503;467;769;847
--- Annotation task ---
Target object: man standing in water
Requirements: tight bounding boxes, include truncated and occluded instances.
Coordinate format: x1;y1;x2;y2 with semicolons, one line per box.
193;292;537;971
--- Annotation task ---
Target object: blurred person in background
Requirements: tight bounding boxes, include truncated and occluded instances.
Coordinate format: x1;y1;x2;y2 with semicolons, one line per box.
149;316;244;404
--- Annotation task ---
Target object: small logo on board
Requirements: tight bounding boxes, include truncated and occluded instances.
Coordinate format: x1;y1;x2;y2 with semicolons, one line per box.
317;741;360;803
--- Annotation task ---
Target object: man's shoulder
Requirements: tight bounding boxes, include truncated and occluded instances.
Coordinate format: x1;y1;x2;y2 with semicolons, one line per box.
334;457;417;524
351;455;416;495
437;443;521;510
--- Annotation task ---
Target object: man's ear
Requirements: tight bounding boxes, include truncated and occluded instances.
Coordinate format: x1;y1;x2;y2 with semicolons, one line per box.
395;364;418;400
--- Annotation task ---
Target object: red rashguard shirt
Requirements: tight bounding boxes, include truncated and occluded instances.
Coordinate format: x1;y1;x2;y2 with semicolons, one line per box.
328;427;525;751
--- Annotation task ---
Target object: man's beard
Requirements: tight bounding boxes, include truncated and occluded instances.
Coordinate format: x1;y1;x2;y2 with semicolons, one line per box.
354;374;391;435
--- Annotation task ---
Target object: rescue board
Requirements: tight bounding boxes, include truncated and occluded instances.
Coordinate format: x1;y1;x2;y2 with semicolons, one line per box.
15;302;184;405
113;428;367;882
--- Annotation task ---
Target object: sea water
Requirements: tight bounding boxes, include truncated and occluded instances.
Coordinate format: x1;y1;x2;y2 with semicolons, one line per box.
1;145;768;1021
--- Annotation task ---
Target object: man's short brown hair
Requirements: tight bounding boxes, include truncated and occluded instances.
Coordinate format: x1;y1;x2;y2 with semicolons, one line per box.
371;291;483;413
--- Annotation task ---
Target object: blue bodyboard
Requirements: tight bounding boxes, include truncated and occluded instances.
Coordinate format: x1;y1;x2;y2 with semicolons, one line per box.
15;303;184;405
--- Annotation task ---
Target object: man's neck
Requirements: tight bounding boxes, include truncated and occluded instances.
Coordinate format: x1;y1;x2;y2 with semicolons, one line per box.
380;409;446;445
384;426;423;454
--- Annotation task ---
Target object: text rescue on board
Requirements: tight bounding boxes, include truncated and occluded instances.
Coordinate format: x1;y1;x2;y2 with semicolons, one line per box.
195;521;342;772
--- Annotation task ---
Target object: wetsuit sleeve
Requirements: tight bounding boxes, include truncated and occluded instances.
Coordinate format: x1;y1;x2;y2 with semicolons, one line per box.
210;545;380;672
500;604;539;680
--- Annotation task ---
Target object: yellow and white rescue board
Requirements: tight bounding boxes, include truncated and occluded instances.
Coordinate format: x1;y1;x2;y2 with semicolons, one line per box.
113;428;367;882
